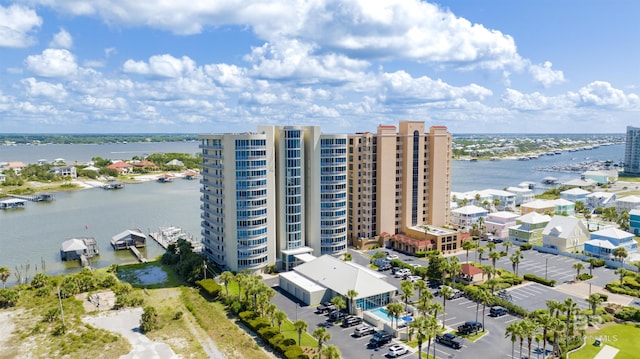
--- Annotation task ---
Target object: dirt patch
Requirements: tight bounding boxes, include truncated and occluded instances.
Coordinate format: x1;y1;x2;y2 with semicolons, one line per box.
0;310;19;358
119;266;168;286
76;290;117;313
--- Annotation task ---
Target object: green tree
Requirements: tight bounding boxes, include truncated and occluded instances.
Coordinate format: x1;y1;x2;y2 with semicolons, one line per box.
386;302;404;329
587;258;597;276
505;321;522;359
312;327;331;359
321;344;341;359
618;210;630;230
487;242;496;252
573;262;585;280
409;316;430;359
587;294;605;316
331;296;346;313
462;240;476;263
532;311;554;358
440;286;453;328
140;306;159;333
477;247;485;265
219;271;235;297
293;319;308;346
521;318;538;359
0;267;10;288
503;240;513;254
564;298;578;348
400;280;414;312
414;279;427;299
510;250;523;275
273;309;287;332
613;247;628;264
346;289;358;314
489;251;501;271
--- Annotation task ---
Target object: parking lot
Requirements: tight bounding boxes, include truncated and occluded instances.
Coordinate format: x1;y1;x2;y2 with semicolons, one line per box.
264;245;626;359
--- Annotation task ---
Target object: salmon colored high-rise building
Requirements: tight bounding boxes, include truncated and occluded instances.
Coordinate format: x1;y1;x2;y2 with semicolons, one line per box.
347;121;452;244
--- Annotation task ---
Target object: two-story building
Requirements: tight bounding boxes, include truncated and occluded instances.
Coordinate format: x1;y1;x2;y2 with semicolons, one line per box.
585;192;616;211
541;216;590;252
49;165;77;179
450;205;488;230
509;212;552;244
560;188;590;204
506;186;535;206
485;211;520;239
630;209;640;236
584;228;638;260
615;195;640;213
521;199;575;216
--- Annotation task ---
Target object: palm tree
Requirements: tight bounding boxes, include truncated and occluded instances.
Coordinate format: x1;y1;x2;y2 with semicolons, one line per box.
265;303;277;326
486;242;496;253
505;321;522;359
478;216;485;234
312;327;331;359
440;286;453;328
428;301;443;322
448;256;461;281
273;309;287;332
618;210;630;230
409;316;430;359
414;279;427;299
587;293;604;315
346;289;358;315
293;319;308;346
521;318;538;359
546;299;564;319
331;296;346;314
601;207;618;222
462;240;475;263
0;267;10;289
532;311;553;358
615;268;627;286
564;298;578;347
386;302;404;329
493;198;501;211
613;247;628;264
321;344;341;359
486;278;499;294
503;240;512;254
475;289;491;329
477;247;485;265
400;280;414;312
430;316;445;359
573;262;585;280
489;251;501;271
587;258;597;276
510;250;523;276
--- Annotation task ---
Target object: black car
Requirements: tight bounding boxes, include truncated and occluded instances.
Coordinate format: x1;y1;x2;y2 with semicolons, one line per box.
367;331;392;348
341;316;363;327
457;321;483;335
435;333;463;349
316;302;337;314
490;306;508;317
327;310;348;322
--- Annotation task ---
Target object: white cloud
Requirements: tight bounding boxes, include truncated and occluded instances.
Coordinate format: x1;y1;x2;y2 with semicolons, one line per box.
123;54;197;78
50;28;73;49
501;88;556;111
25;49;78;77
528;61;565;88
0;4;42;47
21;77;68;101
571;81;640;108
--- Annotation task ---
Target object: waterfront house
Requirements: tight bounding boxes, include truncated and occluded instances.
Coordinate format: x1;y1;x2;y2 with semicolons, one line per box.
521;199;556;215
451;205;488;230
0;173;5;183
481;189;517;211
485;211;520;238
614;195;640;212
110;229;146;249
508;212;552;244
562;178;597;190
49;165;77;179
584;228;637;260
553;199;576;216
541;216;590;252
4;161;26;175
584;170;618;185
560;188;590;203
585;192;616;210
60;237;99;261
166;159;185;167
83;165;101;173
132;159;158;172
630;209;640;236
107;161;133;174
506;186;534;206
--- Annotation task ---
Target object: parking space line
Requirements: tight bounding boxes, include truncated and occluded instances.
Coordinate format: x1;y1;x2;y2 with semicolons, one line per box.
504;317;519;324
466;304;478;309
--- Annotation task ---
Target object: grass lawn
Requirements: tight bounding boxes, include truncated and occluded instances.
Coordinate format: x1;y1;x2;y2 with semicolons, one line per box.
569;323;640;359
457;330;489;342
279;320;317;347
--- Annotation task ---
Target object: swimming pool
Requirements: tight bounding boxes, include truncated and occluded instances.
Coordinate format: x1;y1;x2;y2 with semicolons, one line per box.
369;308;413;324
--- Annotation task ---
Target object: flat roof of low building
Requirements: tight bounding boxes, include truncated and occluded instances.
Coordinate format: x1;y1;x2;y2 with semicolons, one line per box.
280;271;326;292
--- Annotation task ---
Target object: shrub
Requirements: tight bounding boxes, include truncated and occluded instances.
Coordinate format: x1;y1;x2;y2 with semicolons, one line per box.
140;306;160;333
173;311;183;320
576;273;593;281
520;243;533;250
614;306;640;322
196;278;222;297
524;273;556;287
590;259;606;267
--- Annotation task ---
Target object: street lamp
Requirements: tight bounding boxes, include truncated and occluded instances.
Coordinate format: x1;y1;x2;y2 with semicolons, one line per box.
545;258;549;280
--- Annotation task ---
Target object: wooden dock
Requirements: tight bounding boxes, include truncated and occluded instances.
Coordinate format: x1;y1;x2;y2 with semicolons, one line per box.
7;193;55;202
128;246;148;263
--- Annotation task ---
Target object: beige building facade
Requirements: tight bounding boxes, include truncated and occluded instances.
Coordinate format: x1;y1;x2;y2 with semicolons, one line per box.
347;121;452;244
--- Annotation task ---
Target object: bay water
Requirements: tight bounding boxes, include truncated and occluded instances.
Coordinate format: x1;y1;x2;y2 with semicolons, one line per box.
0;141;626;285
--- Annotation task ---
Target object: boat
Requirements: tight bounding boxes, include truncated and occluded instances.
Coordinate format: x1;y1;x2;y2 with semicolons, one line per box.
103;181;124;190
157;174;174;183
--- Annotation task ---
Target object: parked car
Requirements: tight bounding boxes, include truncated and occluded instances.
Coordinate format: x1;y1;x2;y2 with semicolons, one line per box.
387;254;399;261
353;325;375;337
497;289;512;301
378;264;392;271
327;310;348;322
436;285;463;299
341;316;363;327
457;321;483;335
489;306;508;317
387;344;408;357
367;331;392;348
316;302;336;314
394;269;411;278
407;275;422;283
435;333;464;349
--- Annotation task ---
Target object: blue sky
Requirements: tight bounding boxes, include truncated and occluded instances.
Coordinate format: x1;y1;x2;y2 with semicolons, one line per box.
1;0;638;134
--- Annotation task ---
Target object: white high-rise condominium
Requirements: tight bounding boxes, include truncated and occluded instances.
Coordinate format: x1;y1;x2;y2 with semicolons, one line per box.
624;126;640;176
200;126;347;272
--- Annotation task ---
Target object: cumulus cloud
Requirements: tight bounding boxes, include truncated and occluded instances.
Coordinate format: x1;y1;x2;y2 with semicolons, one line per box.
123;54;197;78
21;77;68;101
25;49;79;77
50;28;73;49
528;61;565;88
0;4;42;47
571;81;640;108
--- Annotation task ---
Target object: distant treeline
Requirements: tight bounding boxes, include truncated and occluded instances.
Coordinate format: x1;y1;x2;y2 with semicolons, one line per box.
0;134;199;145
